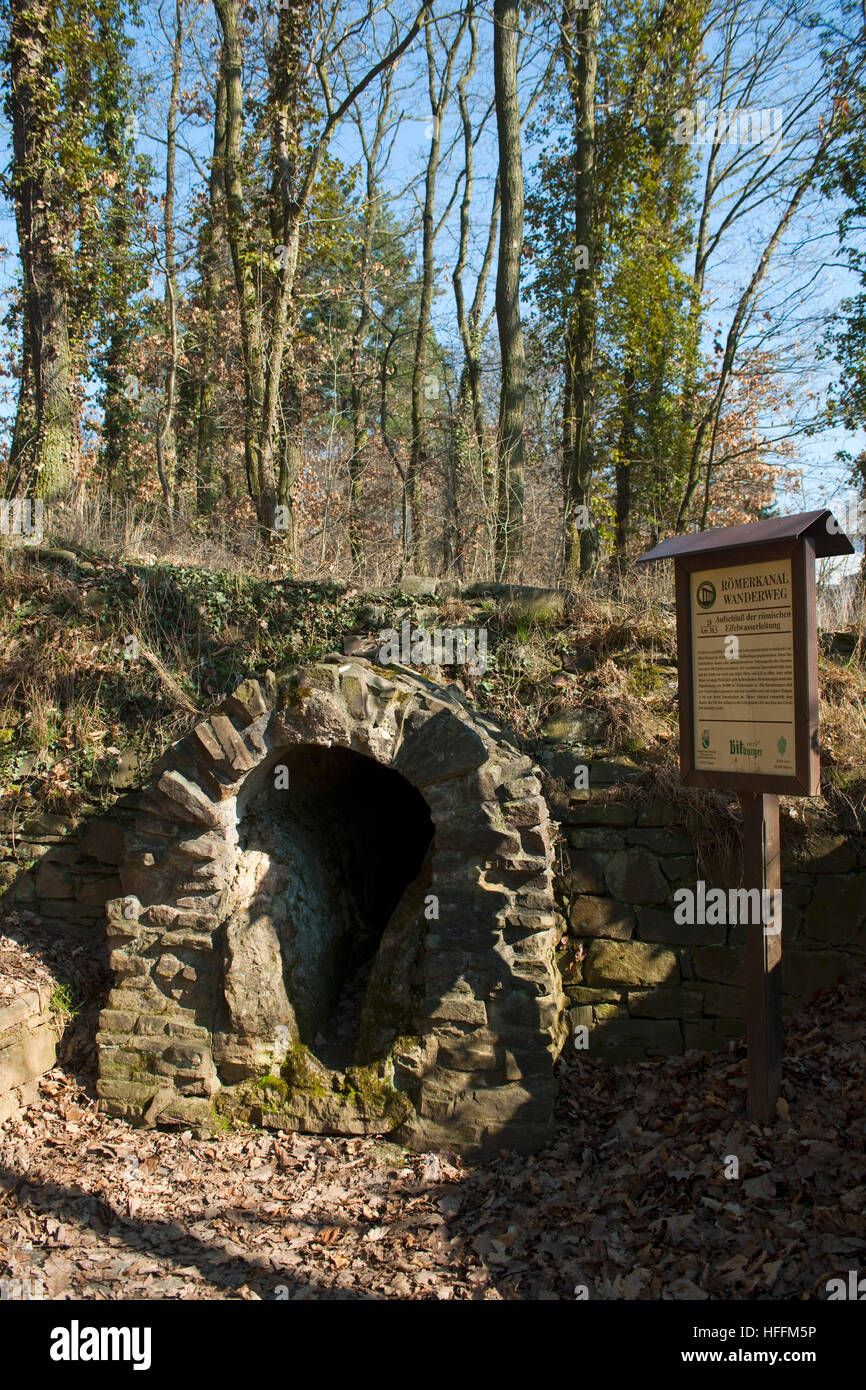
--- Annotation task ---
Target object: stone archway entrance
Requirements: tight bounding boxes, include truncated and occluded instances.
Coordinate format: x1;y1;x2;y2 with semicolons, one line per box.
97;657;566;1156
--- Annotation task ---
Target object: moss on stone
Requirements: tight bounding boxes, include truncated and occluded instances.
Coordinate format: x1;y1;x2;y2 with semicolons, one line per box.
281;1043;332;1098
280;683;313;711
343;1063;413;1126
257;1073;289;1100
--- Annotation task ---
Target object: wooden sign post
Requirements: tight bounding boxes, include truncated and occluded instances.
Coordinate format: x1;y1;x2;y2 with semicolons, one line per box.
741;791;781;1121
636;512;853;1122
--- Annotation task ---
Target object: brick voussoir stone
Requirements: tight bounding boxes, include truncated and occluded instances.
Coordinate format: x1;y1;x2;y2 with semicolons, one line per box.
209;713;258;772
501;797;548;827
222;678;273;724
190;721;224;765
490;853;548;876
520;826;551;855
155;770;222;826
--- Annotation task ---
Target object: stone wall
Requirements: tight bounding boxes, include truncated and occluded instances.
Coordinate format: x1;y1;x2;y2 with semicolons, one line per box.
0;989;56;1122
3;643;864;1094
0;804;127;936
546;757;866;1061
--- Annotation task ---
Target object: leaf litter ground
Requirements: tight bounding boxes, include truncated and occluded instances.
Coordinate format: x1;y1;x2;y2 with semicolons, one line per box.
0;966;863;1301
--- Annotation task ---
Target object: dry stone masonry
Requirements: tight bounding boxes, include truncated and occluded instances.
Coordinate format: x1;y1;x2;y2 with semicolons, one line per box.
0;989;56;1122
550;781;866;1059
96;658;566;1156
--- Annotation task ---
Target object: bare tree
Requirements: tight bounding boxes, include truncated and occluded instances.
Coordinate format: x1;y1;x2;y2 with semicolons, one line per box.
674;0;852;529
405;2;470;574
194;56;227;513
344;45;405;571
559;0;600;578
155;0;185;513
450;0;499;574
212;0;428;562
493;0;527;579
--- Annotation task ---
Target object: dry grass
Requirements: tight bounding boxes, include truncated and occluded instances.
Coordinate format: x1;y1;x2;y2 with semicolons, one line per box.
1;541;864;839
45;494;262;574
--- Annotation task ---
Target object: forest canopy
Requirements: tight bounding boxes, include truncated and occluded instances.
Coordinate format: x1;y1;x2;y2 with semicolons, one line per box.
1;0;865;587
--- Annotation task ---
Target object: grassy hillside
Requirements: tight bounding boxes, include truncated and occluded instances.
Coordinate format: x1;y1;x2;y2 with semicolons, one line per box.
1;542;864;850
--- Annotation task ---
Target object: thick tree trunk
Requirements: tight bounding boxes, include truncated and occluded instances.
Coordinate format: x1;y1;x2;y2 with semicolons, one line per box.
97;17;138;500
158;0;184;512
213;0;267;521
7;0;74;501
561;0;600;577
195;64;227;514
278;342;302;565
493;0;526;581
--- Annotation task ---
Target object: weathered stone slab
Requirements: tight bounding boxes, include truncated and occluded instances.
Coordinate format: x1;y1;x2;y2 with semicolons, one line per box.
394;708;488;786
0;993;56;1122
156;770;221;826
604;848;669;905
804;876;865;942
636;906;724;946
584;939;679;987
565;801;636;827
568;896;635;939
627;987;704;1018
595;1018;682;1053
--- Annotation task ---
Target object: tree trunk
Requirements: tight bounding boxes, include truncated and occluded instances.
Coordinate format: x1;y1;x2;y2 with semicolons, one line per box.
348;81;391;572
561;0;600;577
213;0;267;521
96;12;139;501
214;0;426;556
407;22;441;575
6;311;36;497
614;364;637;564
452;3;499;564
7;0;74;501
158;0;184;513
493;0;526;580
195;63;227;514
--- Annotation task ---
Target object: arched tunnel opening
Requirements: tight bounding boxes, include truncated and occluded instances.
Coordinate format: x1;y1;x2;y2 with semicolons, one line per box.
99;661;563;1150
233;745;435;1072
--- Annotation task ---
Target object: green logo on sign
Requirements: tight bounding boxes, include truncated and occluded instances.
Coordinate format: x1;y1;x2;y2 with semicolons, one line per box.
696;581;716;609
701;729;710;749
777;736;787;756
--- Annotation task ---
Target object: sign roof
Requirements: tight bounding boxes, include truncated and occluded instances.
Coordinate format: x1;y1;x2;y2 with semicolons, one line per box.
634;510;855;565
